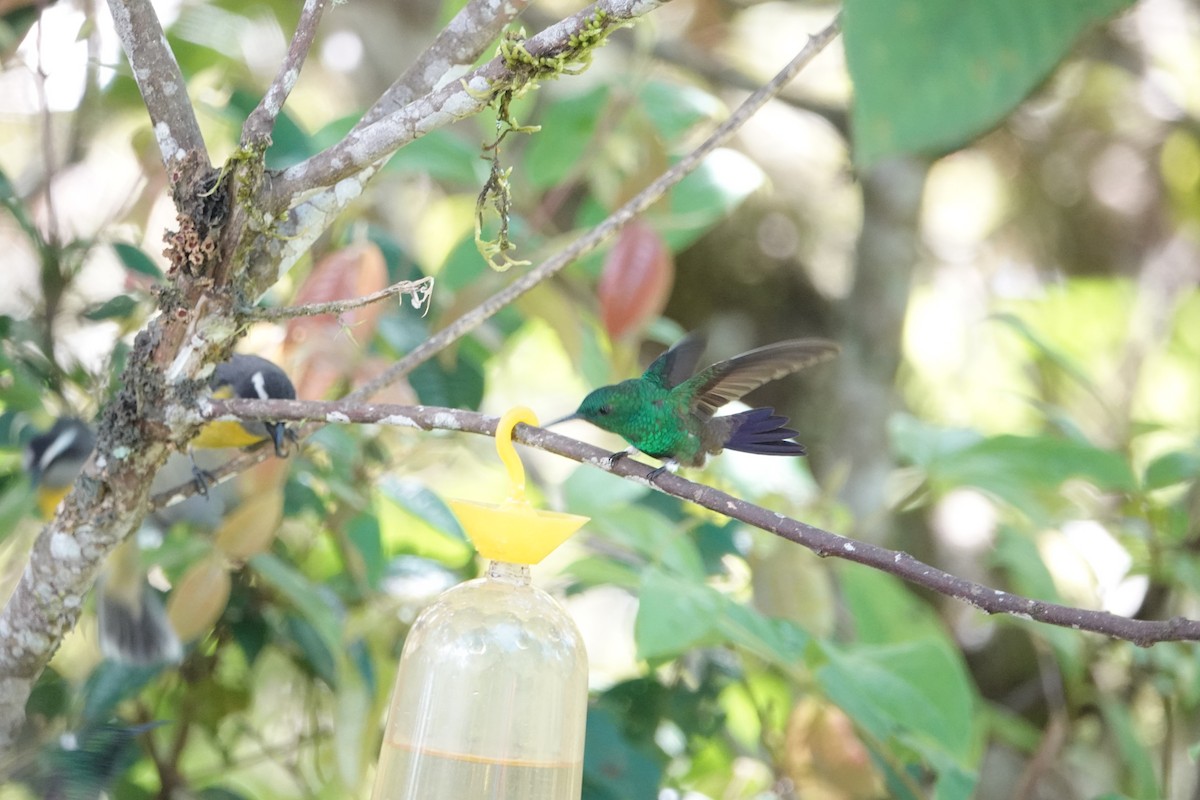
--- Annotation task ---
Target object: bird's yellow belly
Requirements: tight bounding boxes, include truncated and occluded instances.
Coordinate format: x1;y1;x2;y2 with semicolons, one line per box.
36;486;71;519
191;421;265;450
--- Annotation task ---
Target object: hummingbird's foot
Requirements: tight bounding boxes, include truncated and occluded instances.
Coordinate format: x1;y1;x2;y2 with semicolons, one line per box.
602;447;637;470
646;459;680;482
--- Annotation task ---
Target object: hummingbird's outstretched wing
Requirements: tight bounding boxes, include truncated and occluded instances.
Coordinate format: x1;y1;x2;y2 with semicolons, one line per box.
685;339;840;419
643;333;708;389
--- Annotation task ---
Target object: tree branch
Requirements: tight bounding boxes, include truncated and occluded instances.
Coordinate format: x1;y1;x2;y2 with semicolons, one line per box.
208;397;1200;648
266;0;669;208
105;0;207;172
242;0;330;148
356;0;535;130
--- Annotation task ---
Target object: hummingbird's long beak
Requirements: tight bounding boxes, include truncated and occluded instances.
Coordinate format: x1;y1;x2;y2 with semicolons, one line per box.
267;422;289;458
543;413;580;428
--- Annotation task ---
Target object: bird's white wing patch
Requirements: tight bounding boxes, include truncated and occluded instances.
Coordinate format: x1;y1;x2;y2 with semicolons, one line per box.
251;371;269;400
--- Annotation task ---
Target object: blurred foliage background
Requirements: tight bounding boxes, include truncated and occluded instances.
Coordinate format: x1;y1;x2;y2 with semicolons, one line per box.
1;0;1199;797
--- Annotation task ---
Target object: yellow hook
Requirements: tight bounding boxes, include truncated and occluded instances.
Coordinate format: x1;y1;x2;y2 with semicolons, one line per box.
494;406;538;506
448;406;589;565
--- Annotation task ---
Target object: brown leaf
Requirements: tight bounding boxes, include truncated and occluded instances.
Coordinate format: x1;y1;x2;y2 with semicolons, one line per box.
166;554;231;643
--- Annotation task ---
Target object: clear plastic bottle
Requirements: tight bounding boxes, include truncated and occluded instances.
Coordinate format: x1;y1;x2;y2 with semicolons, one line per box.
370;559;588;799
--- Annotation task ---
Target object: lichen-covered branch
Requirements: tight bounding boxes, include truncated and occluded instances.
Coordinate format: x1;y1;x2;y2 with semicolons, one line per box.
242;0;330;148
210;397;1200;648
356;0;534;130
105;0;207;172
266;0;666;208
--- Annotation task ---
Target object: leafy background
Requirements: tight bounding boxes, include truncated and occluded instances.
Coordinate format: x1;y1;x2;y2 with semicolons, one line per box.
1;0;1199;798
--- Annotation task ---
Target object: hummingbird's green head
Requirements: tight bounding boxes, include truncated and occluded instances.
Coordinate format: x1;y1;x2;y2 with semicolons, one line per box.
570;381;644;434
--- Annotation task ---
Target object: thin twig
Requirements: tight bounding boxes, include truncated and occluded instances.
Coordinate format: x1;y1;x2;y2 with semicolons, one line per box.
105;0;207;172
242;0;330;148
206;397;1200;647
238;277;435;322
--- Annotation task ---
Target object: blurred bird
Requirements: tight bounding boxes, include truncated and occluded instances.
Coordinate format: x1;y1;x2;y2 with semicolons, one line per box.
24;417;181;666
3;720;163;800
549;333;839;476
23;418;95;520
21;353;297;665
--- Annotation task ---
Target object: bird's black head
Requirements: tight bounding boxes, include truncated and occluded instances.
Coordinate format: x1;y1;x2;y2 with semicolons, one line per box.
23;418;96;488
213;354;297;457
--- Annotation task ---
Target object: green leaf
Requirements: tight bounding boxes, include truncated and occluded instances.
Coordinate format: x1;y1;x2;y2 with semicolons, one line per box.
347;513;384;590
583;707;664;799
1143;449;1200;490
407;344;485;410
592;506;706;580
525;85;610;190
250;552;342;654
283;613;338;688
82;295;139;321
845;0;1133;168
889;413;982;469
716;602;809;667
374;480;472;566
838;564;945;645
437;235;490;293
334;662;372;788
112;242;163;279
1099;699;1160;799
562;465;649;519
633;566;809;668
931;754;979;800
638;80;722;142
664;149;764;251
563;555;641;590
389;130;491;186
927;434;1135;518
378;477;465;541
817;639;976;763
634;568;723;660
197;789;253;800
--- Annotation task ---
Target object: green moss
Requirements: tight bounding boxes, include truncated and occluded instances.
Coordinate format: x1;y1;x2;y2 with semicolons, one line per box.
474;10;626;271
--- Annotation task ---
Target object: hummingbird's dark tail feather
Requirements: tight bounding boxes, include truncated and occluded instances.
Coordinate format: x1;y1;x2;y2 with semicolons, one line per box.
723;407;807;456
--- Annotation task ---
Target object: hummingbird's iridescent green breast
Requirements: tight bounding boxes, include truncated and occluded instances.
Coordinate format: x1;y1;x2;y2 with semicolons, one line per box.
574;378;705;462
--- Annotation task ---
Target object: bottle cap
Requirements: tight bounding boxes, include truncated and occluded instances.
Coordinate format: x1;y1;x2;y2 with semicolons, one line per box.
448;407;589;565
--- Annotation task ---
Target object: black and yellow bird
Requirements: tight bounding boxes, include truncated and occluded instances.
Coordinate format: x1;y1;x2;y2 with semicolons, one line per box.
23;417;177;665
22;353;297;666
192;354;297;457
23;418;95;520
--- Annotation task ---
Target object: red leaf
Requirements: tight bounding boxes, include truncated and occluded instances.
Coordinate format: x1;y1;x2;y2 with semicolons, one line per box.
597;222;674;340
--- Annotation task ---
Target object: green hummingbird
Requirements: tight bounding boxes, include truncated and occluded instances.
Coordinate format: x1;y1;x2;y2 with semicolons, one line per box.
549;334;839;476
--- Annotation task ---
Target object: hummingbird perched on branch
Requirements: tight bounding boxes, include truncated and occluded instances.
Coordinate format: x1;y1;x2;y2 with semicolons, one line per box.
548;333;840;477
